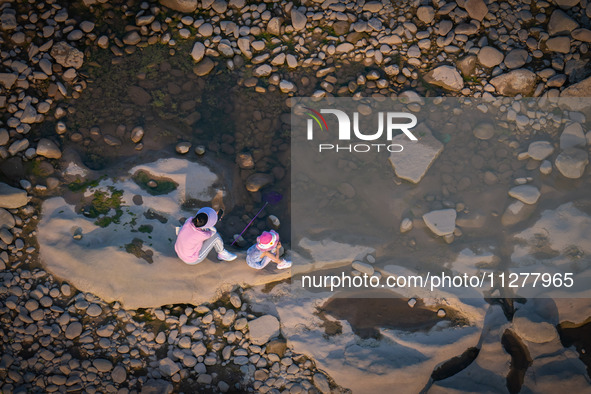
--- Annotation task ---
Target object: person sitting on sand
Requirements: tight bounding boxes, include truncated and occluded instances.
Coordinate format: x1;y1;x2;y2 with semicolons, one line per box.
246;230;291;270
175;207;237;264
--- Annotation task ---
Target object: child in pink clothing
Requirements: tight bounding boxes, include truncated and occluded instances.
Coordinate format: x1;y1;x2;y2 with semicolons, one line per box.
246;230;291;270
175;207;236;264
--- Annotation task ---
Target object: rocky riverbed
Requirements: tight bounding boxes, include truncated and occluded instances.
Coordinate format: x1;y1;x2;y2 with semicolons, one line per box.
1;0;591;392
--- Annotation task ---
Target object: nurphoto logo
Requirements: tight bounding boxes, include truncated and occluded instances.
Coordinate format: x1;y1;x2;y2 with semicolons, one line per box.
305;108;419;153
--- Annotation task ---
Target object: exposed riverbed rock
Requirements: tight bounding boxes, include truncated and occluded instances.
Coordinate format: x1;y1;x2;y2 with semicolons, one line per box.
555;148;588;179
490;69;537;96
245;173;274;192
36;138;62;159
422;209;457;236
0;182;28;208
158;0;198;12
527;141;554;160
561;76;591;97
50;42;84;69
389;124;444;184
423;65;464;91
508;185;541;205
248;315;280;345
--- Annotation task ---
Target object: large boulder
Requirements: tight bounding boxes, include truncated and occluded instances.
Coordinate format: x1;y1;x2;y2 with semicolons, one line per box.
464;0;488;21
548;9;579;36
36;138;62;159
50;42;84;69
158;0;198;12
477;46;504;68
291;9;307;31
508;185;541;205
422;209;457;236
248;315;280;345
389;124;443;184
423;65;464;91
0;182;28;208
555;148;588;179
560;75;591;97
490;69;536;96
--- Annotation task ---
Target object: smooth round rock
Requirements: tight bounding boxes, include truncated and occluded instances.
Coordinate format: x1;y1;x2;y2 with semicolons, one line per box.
473;122;495;140
87;304;102;317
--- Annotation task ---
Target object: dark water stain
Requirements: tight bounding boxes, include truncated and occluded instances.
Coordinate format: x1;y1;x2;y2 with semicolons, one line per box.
558;317;591;379
501;328;532;394
431;346;480;381
320;295;456;339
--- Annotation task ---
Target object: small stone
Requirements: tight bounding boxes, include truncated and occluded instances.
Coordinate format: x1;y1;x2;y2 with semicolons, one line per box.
191;42;205;63
422;209;457;236
508;185;541;205
245;173;273;192
548;9;579;36
464;0;488;20
36;138;61;159
229;294;242;309
490;69;537;96
478;46;504;68
313;373;331;394
0;183;28;209
80;21;95;33
352;261;374;275
408;298;417;308
236;152;254;169
555;148;588;179
417;6;435;23
560;122;586;149
111;366;126;384
50;42;84;69
56;121;67;134
9;139;30;155
423;66;464;91
178;337;191;349
195;145;205;155
437;308;447;318
291;9;307;31
248;315;280;345
473;122;495;140
131;126;144;143
504;49;528;69
87;304;102;317
156;332;166;344
400;218;413;233
158;358;180;377
193;57;215;76
61;283;72;297
93;358;113;373
540;160;552;175
527;141;554;160
279;80;296;93
546;36;571;53
572;28;591;43
198;23;213;37
191;341;207;357
176;142;191;154
65;322;83;339
253;64;272;77
123;31;141;45
267;17;282;36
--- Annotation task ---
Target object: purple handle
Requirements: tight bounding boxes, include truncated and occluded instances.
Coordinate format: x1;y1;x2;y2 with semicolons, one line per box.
231;202;268;246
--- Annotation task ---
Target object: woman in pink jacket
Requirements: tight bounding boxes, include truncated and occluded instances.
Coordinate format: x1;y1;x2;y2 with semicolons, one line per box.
174;207;236;264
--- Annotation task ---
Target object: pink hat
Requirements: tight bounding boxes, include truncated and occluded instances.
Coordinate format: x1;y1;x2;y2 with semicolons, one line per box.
256;230;279;251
